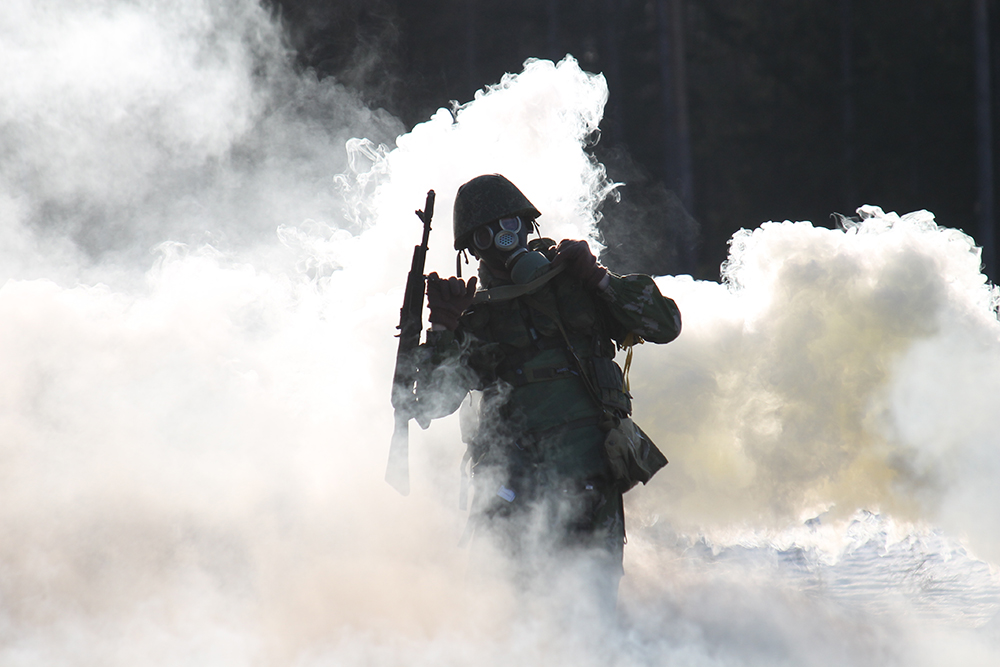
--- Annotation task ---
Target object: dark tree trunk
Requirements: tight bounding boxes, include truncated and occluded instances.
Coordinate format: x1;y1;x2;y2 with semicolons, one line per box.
465;0;478;93
974;0;995;277
602;0;625;145
548;0;561;61
840;0;857;215
656;0;693;212
670;0;693;212
656;0;676;190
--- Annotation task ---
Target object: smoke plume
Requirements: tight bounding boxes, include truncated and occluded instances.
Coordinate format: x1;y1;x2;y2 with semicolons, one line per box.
0;1;998;665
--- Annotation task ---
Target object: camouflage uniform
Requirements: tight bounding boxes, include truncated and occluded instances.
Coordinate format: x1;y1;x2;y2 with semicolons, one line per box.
417;238;680;589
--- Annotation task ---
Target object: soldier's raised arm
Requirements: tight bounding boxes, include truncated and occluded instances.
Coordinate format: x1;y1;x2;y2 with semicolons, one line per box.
551;238;681;345
597;273;681;344
411;272;480;421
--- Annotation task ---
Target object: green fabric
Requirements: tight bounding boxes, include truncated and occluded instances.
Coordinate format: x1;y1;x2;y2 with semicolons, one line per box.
534;422;608;482
598;273;682;344
415;250;681;483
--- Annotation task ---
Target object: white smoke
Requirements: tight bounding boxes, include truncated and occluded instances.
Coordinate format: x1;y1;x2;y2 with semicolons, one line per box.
0;0;401;283
630;207;1000;554
1;0;999;665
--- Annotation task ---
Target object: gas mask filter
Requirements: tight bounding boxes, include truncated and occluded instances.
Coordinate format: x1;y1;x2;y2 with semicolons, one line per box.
471;216;550;284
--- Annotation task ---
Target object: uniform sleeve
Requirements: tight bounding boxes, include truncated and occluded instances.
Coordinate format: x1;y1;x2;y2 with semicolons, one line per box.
412;325;498;421
411;329;471;420
597;273;681;344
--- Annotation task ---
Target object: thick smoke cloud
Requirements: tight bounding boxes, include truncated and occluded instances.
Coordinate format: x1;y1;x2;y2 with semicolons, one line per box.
629;208;1000;557
0;0;401;281
0;1;998;665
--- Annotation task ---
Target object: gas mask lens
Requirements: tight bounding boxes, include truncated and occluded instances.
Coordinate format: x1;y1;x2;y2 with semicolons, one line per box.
494;217;521;250
472;216;523;251
472;226;494;250
467;215;547;284
498;217;522;232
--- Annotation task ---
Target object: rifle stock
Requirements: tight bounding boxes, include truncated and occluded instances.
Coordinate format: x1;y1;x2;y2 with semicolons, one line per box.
386;190;435;495
386;410;410;495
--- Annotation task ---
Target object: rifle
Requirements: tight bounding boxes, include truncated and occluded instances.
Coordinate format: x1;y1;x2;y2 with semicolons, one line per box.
386;189;435;495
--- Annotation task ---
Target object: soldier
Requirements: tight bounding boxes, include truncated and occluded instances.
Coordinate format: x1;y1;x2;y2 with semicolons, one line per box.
416;174;681;610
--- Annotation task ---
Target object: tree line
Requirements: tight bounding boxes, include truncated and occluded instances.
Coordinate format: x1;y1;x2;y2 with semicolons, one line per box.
271;0;999;281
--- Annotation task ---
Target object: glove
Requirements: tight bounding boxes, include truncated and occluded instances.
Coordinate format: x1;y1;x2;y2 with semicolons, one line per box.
426;273;478;331
551;239;608;290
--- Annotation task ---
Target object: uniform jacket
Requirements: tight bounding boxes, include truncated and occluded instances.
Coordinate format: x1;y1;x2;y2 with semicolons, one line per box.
416;239;681;483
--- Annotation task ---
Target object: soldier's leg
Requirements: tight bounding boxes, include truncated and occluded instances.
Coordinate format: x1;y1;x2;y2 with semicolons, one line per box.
582;483;625;612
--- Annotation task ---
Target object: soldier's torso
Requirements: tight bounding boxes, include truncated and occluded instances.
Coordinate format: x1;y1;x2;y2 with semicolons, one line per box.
458;271;630;480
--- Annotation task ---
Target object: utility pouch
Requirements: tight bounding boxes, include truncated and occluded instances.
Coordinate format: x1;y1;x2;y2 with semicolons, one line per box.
603;417;667;492
591;356;624;391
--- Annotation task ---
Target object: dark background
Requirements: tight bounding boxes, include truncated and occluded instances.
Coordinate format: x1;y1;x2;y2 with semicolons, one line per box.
267;0;999;282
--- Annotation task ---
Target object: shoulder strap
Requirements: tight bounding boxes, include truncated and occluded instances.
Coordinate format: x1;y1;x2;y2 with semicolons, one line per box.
471;263;567;304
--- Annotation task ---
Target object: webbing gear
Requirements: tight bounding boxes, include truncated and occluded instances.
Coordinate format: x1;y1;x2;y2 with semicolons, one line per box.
522;294;617;431
472;263;566;304
522;294;667;492
500;361;577;387
620;332;644;392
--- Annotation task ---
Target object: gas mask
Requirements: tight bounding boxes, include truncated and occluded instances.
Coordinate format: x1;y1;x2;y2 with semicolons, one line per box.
471;216;550;284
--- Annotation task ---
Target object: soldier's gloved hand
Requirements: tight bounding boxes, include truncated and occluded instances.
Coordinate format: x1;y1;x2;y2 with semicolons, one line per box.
426;272;478;331
552;239;609;290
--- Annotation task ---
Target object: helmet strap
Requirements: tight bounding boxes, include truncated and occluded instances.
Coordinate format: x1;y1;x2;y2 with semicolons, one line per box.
456;249;470;278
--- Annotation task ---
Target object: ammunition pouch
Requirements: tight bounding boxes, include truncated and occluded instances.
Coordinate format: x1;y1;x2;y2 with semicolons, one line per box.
590;356;632;414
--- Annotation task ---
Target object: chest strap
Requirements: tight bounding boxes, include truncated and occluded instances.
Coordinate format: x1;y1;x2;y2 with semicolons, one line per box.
472;263;567;304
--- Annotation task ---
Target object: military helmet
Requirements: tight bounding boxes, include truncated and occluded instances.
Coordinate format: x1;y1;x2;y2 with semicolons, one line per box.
453;174;541;250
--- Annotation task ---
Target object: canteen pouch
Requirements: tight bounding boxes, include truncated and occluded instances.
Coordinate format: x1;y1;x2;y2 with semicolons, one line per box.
603;417;668;492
